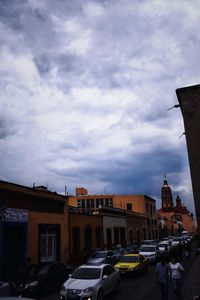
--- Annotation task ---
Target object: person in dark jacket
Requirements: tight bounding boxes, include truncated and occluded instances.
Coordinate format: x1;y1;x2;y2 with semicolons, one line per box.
156;256;170;300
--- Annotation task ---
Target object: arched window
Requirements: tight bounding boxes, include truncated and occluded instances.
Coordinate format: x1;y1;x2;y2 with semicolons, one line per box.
143;227;146;240
84;225;93;250
72;226;80;255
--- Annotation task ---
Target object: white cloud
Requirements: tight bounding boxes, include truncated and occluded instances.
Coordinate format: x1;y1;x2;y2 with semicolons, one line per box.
0;0;199;214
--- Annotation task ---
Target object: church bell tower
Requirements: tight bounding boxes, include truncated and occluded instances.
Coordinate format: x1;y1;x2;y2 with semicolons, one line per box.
161;179;174;212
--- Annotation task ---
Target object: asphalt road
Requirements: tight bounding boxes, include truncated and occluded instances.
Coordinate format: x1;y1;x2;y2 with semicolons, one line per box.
42;246;196;300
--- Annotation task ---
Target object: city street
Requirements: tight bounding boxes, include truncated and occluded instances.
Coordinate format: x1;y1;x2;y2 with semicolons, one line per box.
42;249;197;300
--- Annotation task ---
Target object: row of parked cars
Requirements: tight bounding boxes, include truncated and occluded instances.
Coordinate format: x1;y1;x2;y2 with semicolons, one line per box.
0;233;194;300
59;234;195;300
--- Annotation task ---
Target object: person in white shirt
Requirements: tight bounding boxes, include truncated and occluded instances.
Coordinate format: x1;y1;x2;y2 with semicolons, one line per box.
169;257;184;300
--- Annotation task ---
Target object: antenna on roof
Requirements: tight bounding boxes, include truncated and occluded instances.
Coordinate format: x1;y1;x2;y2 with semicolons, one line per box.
166;104;180;111
179;132;185;139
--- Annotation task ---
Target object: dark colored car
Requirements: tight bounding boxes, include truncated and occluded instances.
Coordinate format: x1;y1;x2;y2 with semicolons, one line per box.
125;245;139;254
86;250;118;266
14;262;72;298
0;281;12;296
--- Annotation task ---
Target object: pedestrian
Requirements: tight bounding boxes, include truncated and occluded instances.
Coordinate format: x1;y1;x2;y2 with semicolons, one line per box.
156;256;170;300
169;256;184;300
185;243;191;260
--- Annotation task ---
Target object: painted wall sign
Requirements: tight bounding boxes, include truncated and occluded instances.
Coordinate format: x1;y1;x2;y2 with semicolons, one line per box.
5;208;28;222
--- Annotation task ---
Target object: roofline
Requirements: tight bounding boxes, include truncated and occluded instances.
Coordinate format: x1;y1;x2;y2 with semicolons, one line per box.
0;180;67;201
176;83;200;106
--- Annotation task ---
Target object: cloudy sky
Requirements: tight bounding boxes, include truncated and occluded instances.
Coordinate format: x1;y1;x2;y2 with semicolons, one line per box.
0;0;199;214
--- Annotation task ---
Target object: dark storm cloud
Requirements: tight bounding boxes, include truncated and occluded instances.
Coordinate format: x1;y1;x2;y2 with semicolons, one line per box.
0;118;15;139
0;0;199;215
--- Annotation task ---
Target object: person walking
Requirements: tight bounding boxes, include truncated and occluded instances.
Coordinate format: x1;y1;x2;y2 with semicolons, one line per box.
169;256;184;300
156;256;170;300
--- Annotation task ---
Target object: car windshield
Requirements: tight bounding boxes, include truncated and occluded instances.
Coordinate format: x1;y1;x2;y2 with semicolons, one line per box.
140;247;155;252
90;252;107;259
72;268;101;279
119;256;139;263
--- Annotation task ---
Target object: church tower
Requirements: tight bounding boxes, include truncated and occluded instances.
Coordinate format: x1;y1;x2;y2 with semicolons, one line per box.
161;179;174;212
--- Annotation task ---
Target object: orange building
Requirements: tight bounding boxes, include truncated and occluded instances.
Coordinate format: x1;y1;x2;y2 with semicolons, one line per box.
112;194;158;240
158;179;196;235
69;206;103;265
68;204;147;264
0;180;69;281
68;188;159;242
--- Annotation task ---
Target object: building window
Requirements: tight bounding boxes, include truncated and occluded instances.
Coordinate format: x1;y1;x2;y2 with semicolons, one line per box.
136;229;140;244
38;224;60;263
150;205;153;216
91;199;94;209
84;225;92;250
105;198;109;206
146;203;149;212
100;198;104;206
143;227;146;240
106;228;112;249
72;226;80;255
109;198;113;207
114;227;120;245
77;199;81;208
96;199;100;208
81;199;85;209
126;203;132;211
86;199;90;209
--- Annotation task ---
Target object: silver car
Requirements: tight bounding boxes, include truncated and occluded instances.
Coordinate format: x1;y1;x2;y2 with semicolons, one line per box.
60;264;120;300
139;245;160;263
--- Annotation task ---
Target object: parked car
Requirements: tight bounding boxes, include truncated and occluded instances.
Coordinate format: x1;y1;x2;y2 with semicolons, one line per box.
125;245;139;254
182;235;192;244
141;240;156;246
0;298;35;300
14;262;72;298
60;263;120;300
0;281;12;296
114;253;148;275
86;250;118;266
139;245;160;263
157;242;170;255
113;247;125;261
171;237;183;247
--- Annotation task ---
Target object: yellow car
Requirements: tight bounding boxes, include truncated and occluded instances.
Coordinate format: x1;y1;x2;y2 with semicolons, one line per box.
114;253;148;275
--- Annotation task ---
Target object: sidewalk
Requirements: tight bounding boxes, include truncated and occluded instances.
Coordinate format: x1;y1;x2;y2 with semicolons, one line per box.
182;253;200;300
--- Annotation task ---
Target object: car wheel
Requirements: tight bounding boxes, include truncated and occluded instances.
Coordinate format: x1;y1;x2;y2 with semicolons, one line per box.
97;289;104;300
